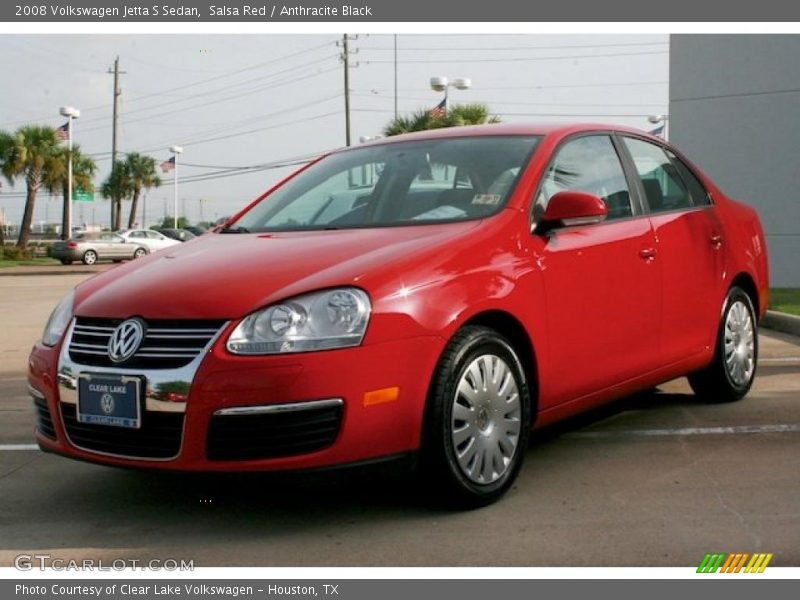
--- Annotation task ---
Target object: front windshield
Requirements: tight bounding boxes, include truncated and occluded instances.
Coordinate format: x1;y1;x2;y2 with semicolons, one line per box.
232;135;540;232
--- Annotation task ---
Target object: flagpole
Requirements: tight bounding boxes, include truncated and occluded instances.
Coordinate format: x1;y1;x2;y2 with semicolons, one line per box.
170;145;183;229
59;106;80;239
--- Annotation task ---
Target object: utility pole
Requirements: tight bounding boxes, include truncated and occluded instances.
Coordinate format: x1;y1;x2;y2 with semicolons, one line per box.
394;35;398;118
107;57;125;229
343;34;351;147
338;34;358;147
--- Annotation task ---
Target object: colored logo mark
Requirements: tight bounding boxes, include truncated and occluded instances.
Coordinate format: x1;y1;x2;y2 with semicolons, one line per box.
697;553;773;573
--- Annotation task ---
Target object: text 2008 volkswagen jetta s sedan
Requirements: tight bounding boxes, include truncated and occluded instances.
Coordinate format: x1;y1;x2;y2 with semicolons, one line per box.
29;123;768;506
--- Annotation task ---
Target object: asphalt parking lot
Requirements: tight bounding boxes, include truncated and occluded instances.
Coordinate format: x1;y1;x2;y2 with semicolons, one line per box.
0;273;798;567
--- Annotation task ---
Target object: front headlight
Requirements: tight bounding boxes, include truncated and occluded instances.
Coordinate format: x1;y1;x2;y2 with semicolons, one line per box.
227;288;371;355
42;289;75;347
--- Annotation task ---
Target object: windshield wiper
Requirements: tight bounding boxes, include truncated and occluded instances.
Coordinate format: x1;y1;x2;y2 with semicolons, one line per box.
219;225;250;234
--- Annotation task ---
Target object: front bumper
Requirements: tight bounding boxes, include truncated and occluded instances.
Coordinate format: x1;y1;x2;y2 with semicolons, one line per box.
28;328;444;472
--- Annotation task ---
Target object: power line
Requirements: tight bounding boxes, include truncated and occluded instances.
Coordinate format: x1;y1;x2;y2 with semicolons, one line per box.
356;81;669;94
78;56;340;130
353;92;666;109
360;40;669;52
0;40;336;129
365;50;668;64
77;64;340;137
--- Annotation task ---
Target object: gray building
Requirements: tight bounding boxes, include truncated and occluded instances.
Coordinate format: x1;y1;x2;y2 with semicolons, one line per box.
669;34;800;287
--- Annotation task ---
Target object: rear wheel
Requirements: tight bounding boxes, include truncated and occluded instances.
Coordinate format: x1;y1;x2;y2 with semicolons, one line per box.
688;286;757;403
81;250;97;265
133;247;147;259
421;325;531;508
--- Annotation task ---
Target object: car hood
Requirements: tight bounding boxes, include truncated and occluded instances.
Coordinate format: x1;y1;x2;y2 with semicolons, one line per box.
74;222;481;320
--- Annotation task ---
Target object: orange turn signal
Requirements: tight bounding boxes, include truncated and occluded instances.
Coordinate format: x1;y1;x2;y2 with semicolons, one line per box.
363;386;400;407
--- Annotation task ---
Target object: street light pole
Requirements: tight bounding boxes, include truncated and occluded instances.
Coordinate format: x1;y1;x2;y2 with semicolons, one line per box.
59;106;80;239
429;76;472;113
648;114;669;141
169;145;183;229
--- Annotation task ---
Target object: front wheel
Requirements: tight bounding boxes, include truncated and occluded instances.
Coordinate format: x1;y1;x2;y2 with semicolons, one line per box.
421;325;531;508
688;286;758;403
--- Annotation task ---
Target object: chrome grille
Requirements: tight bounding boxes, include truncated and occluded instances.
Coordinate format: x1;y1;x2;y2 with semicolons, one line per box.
69;317;225;369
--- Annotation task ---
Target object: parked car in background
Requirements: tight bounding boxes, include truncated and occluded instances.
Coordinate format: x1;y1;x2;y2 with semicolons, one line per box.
157;228;196;242
118;229;180;253
184;226;207;237
31;123;768;507
52;232;149;265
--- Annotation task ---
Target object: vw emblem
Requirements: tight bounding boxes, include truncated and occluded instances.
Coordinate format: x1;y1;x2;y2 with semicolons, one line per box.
100;393;115;415
108;318;145;363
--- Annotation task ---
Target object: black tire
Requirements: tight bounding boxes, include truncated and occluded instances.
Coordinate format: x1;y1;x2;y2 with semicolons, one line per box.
133;247;147;259
420;325;532;508
688;286;758;403
59;259;73;265
81;250;97;265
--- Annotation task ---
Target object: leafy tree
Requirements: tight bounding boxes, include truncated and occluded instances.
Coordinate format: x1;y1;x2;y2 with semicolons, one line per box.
43;144;97;239
101;159;132;231
0;125;62;247
124;153;161;230
151;216;190;230
382;102;500;137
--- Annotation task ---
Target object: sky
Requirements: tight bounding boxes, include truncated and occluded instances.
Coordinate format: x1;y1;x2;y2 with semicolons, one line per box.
0;33;669;229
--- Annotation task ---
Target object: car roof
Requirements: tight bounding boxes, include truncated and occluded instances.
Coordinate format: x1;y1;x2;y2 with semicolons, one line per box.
343;122;659;149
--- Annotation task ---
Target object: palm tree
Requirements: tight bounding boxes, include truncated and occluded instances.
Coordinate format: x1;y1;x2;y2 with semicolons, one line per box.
382;103;500;137
0;126;61;247
123;153;161;229
44;145;98;239
101;160;132;231
0;130;13;246
447;103;501;127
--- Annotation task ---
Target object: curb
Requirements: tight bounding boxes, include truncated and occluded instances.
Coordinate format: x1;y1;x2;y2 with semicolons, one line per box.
0;267;110;277
761;310;800;337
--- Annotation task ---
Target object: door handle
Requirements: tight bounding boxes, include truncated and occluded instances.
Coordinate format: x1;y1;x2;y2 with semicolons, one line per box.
710;233;723;248
639;247;657;260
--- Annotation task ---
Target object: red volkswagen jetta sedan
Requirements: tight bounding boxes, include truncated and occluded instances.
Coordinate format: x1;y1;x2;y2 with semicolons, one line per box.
28;123;768;506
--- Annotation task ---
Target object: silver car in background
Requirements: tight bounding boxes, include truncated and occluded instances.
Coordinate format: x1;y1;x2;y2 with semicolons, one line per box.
118;229;181;253
52;232;149;265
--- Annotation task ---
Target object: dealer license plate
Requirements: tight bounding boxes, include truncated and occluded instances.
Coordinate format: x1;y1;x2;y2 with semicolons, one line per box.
77;373;142;429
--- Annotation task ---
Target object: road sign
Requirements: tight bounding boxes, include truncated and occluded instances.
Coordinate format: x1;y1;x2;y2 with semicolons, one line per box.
74;190;94;203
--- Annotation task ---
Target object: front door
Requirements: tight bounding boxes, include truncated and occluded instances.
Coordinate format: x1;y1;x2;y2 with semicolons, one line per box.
531;134;662;408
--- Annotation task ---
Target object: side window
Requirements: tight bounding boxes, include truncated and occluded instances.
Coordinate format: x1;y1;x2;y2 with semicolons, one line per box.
623;138;691;213
536;135;633;220
667;151;711;206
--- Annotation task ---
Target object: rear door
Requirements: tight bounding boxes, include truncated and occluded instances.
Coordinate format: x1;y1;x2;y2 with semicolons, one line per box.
532;134;662;408
618;136;724;365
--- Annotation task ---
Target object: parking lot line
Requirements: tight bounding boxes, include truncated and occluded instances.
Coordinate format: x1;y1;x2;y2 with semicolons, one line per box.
0;444;39;451
564;423;800;439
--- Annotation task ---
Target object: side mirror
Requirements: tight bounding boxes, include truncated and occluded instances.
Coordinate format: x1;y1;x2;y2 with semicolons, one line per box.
538;190;608;231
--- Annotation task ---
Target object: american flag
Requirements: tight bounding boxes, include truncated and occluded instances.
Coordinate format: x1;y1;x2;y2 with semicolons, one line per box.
160;156;175;173
55;121;70;142
649;124;665;139
428;98;447;119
